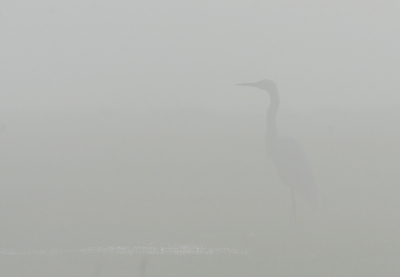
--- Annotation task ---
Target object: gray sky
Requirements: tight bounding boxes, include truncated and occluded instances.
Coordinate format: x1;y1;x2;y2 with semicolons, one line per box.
1;1;400;113
1;3;400;274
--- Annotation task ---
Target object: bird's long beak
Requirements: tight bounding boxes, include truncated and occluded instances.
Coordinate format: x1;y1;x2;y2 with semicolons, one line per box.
236;82;258;87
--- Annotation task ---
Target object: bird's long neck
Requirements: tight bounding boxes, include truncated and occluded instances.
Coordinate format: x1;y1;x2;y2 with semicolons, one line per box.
266;90;279;157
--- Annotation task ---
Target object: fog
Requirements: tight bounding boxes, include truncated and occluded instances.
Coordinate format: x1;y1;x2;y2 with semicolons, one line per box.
1;1;400;276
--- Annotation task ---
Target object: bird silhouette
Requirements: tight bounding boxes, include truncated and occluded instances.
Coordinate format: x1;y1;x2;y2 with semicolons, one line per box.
237;79;319;227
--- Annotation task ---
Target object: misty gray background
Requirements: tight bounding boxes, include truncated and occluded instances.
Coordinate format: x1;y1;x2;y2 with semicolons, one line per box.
1;1;400;276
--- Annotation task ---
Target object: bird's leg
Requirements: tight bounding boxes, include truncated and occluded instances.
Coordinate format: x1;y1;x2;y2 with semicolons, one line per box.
139;256;148;277
290;188;297;229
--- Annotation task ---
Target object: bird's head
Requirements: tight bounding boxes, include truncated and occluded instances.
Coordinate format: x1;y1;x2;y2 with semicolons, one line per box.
236;79;277;93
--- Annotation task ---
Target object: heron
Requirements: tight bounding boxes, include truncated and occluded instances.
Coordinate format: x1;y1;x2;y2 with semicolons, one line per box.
237;79;319;227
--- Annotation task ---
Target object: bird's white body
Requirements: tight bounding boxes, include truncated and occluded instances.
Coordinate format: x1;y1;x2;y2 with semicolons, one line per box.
237;79;319;225
274;136;319;209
